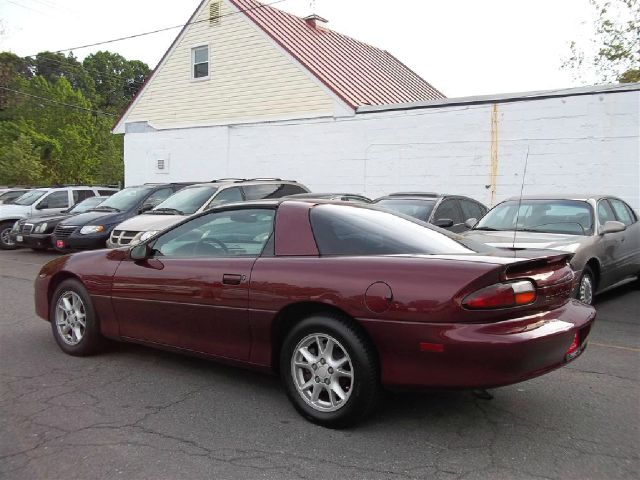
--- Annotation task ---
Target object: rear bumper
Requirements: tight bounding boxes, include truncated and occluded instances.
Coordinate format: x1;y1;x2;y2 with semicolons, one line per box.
360;299;596;389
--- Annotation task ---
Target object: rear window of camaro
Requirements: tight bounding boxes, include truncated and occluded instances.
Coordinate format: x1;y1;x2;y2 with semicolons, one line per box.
310;205;479;256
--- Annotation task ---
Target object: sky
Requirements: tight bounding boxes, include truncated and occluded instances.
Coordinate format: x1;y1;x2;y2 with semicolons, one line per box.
0;0;598;98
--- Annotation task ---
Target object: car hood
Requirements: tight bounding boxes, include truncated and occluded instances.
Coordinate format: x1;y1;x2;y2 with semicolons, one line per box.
58;210;132;227
0;204;30;220
463;230;588;252
27;212;73;223
115;214;186;233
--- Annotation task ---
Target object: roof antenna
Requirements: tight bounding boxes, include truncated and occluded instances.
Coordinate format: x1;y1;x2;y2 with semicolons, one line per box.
512;146;530;253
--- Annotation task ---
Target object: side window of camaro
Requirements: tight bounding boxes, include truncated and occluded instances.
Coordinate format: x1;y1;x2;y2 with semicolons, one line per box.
151;209;275;258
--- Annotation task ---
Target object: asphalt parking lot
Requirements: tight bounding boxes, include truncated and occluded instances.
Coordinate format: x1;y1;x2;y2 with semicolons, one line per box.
0;250;638;480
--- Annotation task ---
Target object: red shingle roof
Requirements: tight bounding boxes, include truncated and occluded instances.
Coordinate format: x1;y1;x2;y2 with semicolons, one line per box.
230;0;445;108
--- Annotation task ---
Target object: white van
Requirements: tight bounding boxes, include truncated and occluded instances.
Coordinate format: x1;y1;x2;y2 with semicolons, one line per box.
108;179;309;248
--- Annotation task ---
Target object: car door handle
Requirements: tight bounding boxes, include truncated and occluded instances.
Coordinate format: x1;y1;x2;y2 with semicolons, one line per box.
222;274;243;285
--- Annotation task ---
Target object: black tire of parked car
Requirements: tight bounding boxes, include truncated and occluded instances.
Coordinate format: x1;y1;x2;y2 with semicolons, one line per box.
50;279;105;356
577;266;596;305
0;221;18;250
280;313;380;428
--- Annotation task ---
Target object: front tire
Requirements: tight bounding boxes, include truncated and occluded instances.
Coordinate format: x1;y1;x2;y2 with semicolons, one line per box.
0;222;18;250
577;266;595;305
50;279;104;356
280;313;380;428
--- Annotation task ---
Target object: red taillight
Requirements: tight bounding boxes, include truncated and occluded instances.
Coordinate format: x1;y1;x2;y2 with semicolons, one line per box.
566;333;580;357
463;280;537;310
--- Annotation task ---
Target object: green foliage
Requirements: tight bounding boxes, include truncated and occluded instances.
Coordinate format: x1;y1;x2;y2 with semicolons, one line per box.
0;50;148;186
564;0;640;83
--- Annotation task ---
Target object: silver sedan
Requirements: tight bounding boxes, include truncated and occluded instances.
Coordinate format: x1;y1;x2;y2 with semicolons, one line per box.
462;195;640;304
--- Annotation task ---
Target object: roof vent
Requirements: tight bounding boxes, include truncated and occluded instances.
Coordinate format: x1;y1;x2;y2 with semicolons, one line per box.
303;14;328;29
210;1;221;25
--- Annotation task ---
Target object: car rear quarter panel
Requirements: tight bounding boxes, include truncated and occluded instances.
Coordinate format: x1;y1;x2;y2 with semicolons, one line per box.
248;256;504;366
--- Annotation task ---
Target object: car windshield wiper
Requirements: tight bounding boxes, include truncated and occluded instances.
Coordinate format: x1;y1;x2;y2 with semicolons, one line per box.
472;226;501;231
90;206;121;212
149;208;184;215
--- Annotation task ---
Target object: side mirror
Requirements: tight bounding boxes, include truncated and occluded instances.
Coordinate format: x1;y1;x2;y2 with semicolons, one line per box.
601;220;626;235
465;218;478;229
139;203;154;214
129;243;150;261
433;218;454;228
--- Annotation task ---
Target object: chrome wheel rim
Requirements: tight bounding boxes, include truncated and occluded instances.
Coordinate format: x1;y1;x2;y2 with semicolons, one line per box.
55;291;87;346
0;227;14;246
579;274;594;304
291;333;354;412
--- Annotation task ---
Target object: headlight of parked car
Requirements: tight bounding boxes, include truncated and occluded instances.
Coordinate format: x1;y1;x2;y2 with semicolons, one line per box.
134;230;159;244
34;223;48;233
80;225;105;235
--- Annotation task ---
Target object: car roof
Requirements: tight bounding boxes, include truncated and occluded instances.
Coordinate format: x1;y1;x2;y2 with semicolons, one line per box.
503;194;612;202
285;193;368;199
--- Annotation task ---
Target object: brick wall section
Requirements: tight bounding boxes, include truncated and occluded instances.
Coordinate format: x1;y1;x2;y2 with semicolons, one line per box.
124;89;640;210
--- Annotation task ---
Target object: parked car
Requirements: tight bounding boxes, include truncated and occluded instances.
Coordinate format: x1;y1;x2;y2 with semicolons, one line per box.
373;193;488;232
285;193;371;203
51;184;193;252
0;188;30;205
10;196;108;251
0;186;119;250
107;179;309;248
462;195;640;304
35;199;595;427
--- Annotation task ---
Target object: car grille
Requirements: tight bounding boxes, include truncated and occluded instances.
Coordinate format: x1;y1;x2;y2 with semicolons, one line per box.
110;230;138;247
53;225;77;239
21;223;34;235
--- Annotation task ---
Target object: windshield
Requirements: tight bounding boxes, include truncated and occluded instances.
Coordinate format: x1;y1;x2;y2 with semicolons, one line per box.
151;186;218;215
12;190;47;206
69;196;105;213
311;204;487;256
475;200;594;235
95;186;153;211
374;199;436;221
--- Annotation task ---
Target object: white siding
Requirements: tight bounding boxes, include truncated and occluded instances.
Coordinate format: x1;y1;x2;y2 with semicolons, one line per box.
124;89;640;210
119;0;340;130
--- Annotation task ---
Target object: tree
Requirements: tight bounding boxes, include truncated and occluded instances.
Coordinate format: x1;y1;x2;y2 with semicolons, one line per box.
0;49;149;186
0;133;45;185
82;51;150;112
564;0;639;83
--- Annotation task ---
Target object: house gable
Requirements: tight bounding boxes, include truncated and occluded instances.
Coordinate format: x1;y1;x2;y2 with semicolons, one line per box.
114;0;347;133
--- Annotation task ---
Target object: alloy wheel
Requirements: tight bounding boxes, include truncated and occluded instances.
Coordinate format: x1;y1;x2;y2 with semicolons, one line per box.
291;333;354;412
0;226;15;247
579;274;594;305
55;291;87;346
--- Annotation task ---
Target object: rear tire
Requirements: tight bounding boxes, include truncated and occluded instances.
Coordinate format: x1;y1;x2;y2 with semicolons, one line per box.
280;313;380;428
50;279;104;356
576;266;595;305
0;222;18;250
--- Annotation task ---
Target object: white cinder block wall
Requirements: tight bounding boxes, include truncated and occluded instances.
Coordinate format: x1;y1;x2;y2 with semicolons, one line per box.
124;89;640;210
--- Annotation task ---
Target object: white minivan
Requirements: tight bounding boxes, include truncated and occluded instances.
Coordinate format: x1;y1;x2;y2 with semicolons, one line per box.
108;179;309;248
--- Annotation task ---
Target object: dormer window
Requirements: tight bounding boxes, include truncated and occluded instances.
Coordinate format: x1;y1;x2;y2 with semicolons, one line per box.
192;45;209;80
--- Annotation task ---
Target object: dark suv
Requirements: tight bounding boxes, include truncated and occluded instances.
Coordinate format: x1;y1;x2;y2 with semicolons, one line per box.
52;183;191;251
373;193;488;233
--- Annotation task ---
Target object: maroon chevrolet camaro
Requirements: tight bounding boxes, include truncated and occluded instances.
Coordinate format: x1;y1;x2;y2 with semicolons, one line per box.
34;200;596;427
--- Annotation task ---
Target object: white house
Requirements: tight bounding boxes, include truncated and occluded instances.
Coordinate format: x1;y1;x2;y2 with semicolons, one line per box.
114;0;640;210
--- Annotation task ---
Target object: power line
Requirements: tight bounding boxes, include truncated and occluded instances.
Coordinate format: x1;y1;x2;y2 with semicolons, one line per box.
27;0;288;56
0;86;117;117
5;0;48;15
